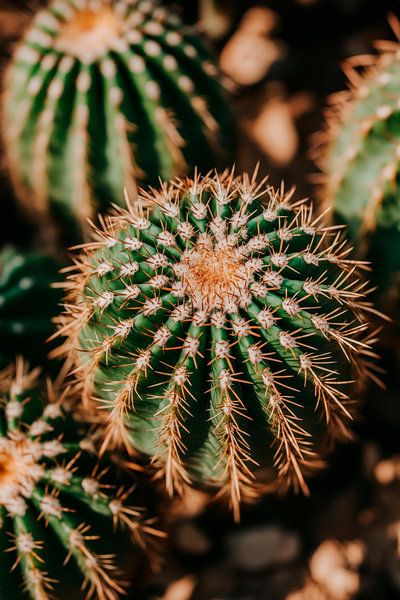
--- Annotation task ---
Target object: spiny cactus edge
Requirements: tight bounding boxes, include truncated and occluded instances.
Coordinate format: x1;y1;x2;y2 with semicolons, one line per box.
318;18;400;299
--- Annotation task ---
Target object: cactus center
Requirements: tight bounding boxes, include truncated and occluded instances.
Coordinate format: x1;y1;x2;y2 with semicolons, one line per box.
0;436;38;503
182;246;247;311
0;450;17;485
55;7;122;61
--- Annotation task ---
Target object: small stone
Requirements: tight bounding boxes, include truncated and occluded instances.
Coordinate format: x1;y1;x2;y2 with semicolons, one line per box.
160;576;197;600
375;456;400;485
169;488;209;519
286;581;324;600
220;33;282;86
226;525;301;572
309;540;363;600
174;522;212;556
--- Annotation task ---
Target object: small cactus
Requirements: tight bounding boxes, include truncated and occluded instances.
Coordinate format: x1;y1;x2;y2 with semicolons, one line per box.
0;359;159;599
0;247;62;368
321;30;400;297
3;0;234;239
55;170;379;518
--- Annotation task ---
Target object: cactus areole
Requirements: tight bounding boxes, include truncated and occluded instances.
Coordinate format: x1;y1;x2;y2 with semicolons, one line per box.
0;360;158;599
3;0;233;238
57;171;379;518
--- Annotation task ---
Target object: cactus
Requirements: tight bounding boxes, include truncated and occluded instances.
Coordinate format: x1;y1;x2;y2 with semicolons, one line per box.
0;247;62;369
55;170;379;518
322;34;400;297
0;359;159;599
2;0;234;240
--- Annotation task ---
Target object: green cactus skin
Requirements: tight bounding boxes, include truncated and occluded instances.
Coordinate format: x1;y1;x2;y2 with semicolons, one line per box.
2;0;234;240
55;171;379;518
0;247;62;369
0;359;159;600
323;43;400;296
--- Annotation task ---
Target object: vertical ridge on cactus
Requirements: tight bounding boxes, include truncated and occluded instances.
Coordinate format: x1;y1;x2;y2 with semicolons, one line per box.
0;359;160;599
55;169;380;519
318;20;400;297
0;247;62;369
2;0;234;239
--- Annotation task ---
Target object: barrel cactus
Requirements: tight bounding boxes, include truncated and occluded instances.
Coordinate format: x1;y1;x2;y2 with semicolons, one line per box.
2;0;234;240
322;41;400;299
55;171;379;518
0;359;159;599
0;247;62;368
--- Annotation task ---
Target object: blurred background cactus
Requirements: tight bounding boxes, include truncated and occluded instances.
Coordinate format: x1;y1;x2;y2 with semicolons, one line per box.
0;359;160;599
321;26;400;306
55;171;379;519
2;0;234;241
0;247;62;369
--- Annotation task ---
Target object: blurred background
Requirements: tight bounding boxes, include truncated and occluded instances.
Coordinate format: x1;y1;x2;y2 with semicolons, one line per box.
2;1;400;599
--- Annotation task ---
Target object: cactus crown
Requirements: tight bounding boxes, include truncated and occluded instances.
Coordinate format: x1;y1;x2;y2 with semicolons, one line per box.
0;359;158;600
54;4;122;61
56;170;379;519
3;0;233;238
318;21;400;292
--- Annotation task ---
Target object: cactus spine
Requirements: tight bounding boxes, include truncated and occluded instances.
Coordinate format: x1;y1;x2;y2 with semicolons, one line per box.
3;0;234;239
55;170;379;518
0;247;62;368
322;30;400;296
0;359;159;599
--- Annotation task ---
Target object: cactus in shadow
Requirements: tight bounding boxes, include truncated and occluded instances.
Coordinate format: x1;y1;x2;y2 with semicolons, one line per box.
55;170;380;519
3;0;234;240
321;23;400;300
0;247;62;369
0;359;160;600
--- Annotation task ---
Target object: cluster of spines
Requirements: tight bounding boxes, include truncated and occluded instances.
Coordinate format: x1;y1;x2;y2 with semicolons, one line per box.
54;170;380;519
0;359;159;600
3;0;232;235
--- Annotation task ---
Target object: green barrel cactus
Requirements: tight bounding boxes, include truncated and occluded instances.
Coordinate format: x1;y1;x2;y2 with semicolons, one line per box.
0;359;159;599
323;44;400;298
0;247;62;368
2;0;234;239
55;171;379;518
